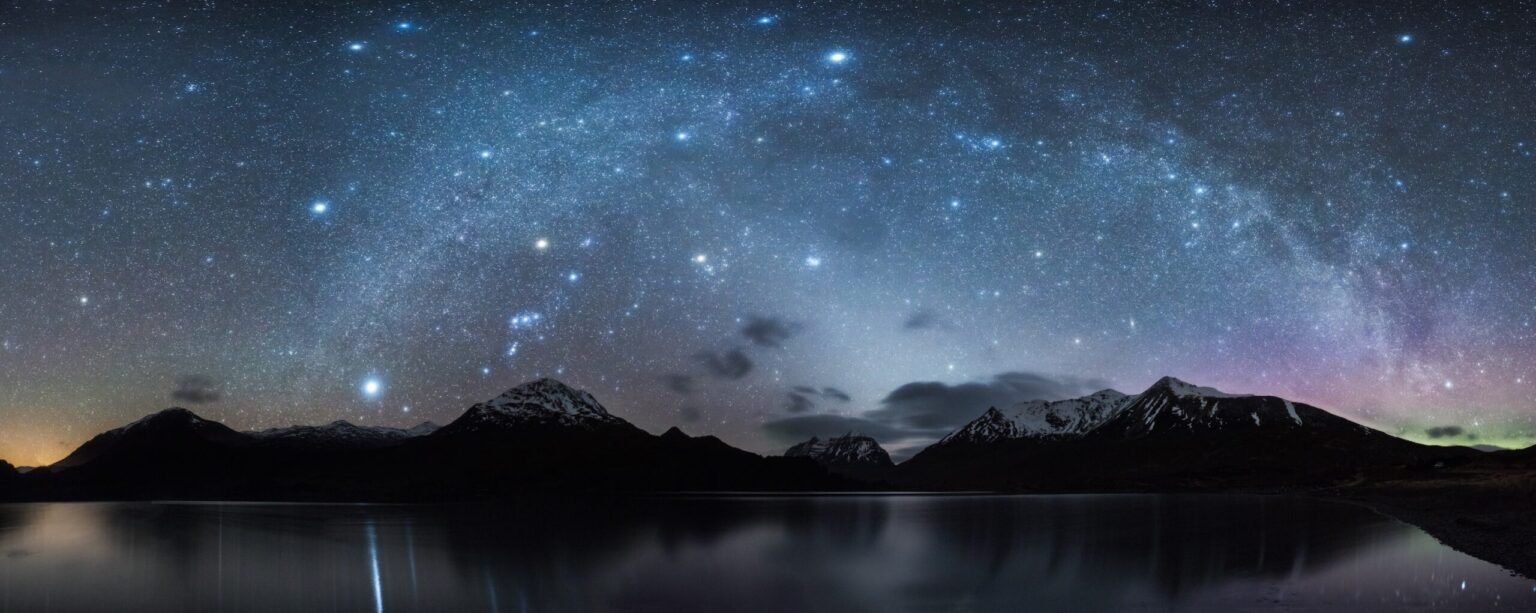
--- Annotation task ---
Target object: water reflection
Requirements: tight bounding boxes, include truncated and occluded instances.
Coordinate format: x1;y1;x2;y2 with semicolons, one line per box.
0;495;1527;612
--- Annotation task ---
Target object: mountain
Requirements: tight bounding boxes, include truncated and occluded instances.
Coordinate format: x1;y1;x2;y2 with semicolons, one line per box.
50;408;248;470
432;377;638;437
19;378;844;501
1089;377;1375;439
248;420;439;449
899;376;1470;491
936;389;1133;446
785;434;894;481
405;379;841;494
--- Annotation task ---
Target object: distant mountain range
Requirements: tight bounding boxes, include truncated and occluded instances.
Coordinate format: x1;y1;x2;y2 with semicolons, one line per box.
3;378;841;501
899;376;1475;491
0;375;1516;501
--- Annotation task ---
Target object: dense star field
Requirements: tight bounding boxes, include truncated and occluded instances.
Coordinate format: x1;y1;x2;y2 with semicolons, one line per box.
2;1;1534;464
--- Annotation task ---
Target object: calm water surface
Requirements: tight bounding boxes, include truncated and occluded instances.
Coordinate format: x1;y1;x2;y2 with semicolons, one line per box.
0;495;1529;612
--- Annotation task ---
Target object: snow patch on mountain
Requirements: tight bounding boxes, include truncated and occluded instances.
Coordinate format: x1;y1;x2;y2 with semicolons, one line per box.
939;389;1134;445
249;420;439;447
446;378;633;432
786;433;894;468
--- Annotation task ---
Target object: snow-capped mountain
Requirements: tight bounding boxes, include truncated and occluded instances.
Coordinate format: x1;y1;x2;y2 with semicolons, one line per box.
249;420;439;449
786;434;894;468
1091;376;1377;439
785;433;894;480
937;389;1134;446
434;378;638;436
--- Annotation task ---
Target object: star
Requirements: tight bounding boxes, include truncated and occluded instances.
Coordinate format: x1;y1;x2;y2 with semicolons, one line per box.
826;50;850;64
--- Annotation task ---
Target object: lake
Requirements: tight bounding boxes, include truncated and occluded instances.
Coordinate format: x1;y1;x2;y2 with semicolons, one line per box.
0;495;1528;612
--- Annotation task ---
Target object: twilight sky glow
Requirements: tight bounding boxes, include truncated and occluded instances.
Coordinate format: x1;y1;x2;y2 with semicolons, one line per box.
3;1;1534;464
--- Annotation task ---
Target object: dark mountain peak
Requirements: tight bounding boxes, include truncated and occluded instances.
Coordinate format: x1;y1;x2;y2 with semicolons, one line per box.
661;426;690;441
1145;376;1243;398
406;421;440;436
132;407;206;427
52;408;246;470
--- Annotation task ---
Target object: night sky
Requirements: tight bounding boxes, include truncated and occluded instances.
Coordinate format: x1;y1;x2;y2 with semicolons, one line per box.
3;1;1534;465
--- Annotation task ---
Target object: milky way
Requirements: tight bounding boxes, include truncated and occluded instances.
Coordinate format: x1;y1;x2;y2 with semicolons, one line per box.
2;1;1534;464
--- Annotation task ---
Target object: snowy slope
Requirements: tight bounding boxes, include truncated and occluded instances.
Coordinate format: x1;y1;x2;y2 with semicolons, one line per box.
937;389;1134;446
435;378;636;435
1092;376;1377;439
249;420;439;448
786;433;894;468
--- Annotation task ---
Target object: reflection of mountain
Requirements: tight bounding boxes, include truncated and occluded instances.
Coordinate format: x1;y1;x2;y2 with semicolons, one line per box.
0;495;1503;612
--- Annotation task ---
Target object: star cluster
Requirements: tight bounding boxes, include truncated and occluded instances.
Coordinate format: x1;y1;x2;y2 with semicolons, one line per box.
1;1;1534;464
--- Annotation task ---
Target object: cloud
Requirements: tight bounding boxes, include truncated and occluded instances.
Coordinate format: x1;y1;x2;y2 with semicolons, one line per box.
903;308;947;331
1425;425;1467;439
761;371;1110;456
784;392;815;414
661;373;696;395
819;387;852;402
695;349;754;379
170;375;221;404
791;385;852;404
868;371;1112;431
740;316;802;348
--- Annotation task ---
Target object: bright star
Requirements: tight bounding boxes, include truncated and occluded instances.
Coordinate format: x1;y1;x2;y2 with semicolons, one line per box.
1398;34;1413;44
675;131;690;142
827;51;849;64
311;201;329;214
347;42;365;51
534;238;550;251
805;256;822;268
755;16;776;25
395;21;414;31
362;378;383;398
478;150;493;159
